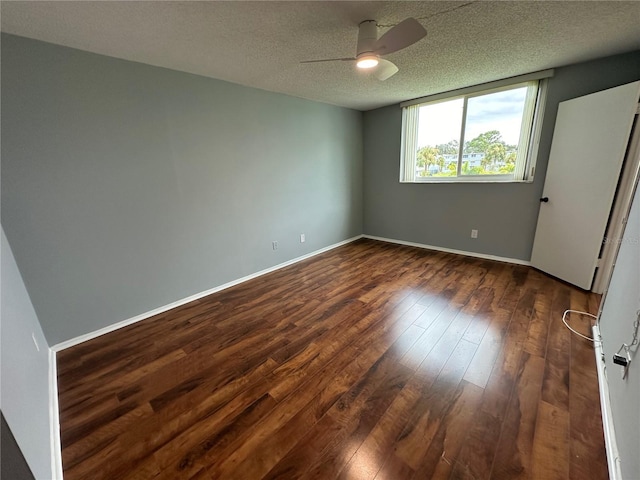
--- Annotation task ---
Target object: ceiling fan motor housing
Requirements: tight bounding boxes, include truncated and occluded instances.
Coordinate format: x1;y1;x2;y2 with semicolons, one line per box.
356;20;378;58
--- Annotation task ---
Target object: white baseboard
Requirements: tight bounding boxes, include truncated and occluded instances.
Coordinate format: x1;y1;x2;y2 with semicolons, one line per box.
363;235;531;266
592;324;622;480
52;235;363;352
48;348;63;479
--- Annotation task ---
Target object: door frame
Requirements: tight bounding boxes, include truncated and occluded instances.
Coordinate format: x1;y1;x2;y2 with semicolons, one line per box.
593;106;640;294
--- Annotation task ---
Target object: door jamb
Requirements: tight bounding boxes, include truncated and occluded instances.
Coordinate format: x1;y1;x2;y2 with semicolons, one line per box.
593;106;640;294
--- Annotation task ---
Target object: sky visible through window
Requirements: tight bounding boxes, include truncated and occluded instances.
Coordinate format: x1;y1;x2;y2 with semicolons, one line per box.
418;87;527;148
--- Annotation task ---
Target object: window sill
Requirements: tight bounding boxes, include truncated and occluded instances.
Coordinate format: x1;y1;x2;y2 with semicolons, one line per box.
401;178;534;184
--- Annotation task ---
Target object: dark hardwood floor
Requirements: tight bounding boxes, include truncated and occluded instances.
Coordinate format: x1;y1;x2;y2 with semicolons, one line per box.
56;239;608;479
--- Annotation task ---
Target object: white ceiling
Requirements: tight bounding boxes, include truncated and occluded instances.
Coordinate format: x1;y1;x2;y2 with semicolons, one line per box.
2;1;639;111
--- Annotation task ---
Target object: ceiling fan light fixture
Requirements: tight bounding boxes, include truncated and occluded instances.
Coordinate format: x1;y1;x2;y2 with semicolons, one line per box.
356;55;379;69
301;16;426;81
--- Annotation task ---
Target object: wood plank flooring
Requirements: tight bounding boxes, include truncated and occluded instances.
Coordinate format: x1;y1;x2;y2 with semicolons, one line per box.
56;239;608;479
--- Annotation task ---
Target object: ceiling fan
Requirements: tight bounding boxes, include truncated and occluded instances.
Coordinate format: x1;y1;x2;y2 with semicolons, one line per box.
301;18;427;81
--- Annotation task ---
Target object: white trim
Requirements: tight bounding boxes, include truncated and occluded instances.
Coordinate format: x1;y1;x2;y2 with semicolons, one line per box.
593;113;640;294
405;177;531;184
363;235;531;266
400;69;555;108
52;235;363;351
592;324;623;480
48;348;63;479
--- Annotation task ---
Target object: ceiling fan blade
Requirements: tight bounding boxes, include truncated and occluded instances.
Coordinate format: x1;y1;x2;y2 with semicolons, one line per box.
374;58;399;81
373;17;426;55
300;57;355;64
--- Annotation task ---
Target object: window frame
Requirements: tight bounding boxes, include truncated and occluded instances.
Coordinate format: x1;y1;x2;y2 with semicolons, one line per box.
399;71;551;184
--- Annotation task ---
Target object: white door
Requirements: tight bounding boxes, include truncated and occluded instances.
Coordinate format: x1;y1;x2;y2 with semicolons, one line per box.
530;81;640;290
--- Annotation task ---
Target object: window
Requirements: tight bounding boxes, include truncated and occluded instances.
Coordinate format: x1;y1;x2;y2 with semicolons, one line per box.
400;73;550;183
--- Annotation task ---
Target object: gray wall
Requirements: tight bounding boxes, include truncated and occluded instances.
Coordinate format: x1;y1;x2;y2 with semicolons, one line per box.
1;228;53;480
363;51;640;261
599;181;640;479
1;34;363;345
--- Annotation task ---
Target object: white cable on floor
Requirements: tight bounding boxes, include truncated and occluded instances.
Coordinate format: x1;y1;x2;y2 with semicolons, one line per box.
562;309;600;343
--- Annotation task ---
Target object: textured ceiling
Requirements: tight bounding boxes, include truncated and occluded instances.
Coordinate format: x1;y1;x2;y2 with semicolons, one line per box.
2;1;639;111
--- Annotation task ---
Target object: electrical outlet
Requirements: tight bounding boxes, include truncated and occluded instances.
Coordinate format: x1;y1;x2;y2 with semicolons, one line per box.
272;241;278;250
300;233;305;243
471;229;478;239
